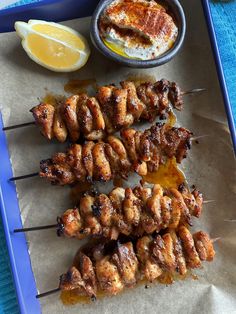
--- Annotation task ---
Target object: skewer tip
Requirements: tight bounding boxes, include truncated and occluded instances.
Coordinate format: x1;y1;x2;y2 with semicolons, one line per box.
183;88;206;95
203;200;215;204
191;134;210;142
211;237;221;243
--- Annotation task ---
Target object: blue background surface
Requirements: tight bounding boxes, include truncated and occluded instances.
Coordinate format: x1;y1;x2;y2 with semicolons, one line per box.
4;0;40;9
0;1;235;313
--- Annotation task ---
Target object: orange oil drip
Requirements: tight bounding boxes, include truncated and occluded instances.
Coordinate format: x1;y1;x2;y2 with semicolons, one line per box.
61;290;90;305
64;78;97;95
60;289;107;305
157;270;198;286
157;272;174;285
191;273;198;280
60;270;198;305
126;74;156;87
167;110;177;127
41;93;65;106
142;109;183;189
113;177;124;187
142;157;185;189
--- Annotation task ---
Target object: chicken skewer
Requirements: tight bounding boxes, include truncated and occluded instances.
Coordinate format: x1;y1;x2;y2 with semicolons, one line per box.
36;225;215;300
14;184;203;240
9;122;192;184
3;80;205;142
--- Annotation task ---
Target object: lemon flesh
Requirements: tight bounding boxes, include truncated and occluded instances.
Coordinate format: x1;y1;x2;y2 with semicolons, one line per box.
31;24;86;50
15;20;90;72
27;33;81;69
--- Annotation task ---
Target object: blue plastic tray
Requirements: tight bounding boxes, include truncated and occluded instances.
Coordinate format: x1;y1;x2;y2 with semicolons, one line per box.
0;0;99;32
0;1;235;314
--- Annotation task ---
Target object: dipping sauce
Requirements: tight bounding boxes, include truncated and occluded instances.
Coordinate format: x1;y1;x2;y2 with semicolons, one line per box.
99;0;178;60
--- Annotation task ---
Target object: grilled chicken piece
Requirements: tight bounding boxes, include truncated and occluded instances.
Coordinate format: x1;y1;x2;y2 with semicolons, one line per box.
151;233;176;271
61;95;80;142
168;188;192;226
77;94;93;134
39;158;76;186
87;97;105;130
120;81;145;120
112;242;138;287
60;266;85;292
59;227;215;298
58;208;84;239
92;143;112;182
193;231;215;262
39;123;192;185
178;225;201;268
168;229;187;275
137;79;173;120
96;256;124;295
79;195;102;236
136;236;162;281
58;184;203;240
111;88;128;127
31;79;183;142
60;253;97;297
53;107;68;142
30;103;55;140
180;184;203;218
79;253;97;297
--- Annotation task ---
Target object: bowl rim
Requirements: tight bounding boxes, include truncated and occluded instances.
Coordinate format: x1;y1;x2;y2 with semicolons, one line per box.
90;0;186;67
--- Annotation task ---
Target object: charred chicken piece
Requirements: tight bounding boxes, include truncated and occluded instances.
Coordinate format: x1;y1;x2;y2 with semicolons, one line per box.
60;252;97;298
58;184;203;240
39;123;192;185
59;226;215;298
31;79;183;142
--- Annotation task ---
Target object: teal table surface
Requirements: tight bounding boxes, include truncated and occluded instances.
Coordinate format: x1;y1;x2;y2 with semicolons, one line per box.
0;1;236;314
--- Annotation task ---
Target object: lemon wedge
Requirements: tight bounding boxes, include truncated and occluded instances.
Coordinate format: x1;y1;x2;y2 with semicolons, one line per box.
15;20;90;72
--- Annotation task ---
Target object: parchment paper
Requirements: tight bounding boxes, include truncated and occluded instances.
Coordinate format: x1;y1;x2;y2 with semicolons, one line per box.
0;1;236;313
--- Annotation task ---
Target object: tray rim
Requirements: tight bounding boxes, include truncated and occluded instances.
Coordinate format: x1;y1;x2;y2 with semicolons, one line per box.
0;0;99;33
0;114;40;314
0;1;235;314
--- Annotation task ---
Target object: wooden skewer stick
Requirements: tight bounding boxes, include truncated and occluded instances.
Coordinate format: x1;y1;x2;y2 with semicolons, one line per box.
14;224;58;233
2;88;206;132
9;172;38;182
2;121;35;131
36;287;61;299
